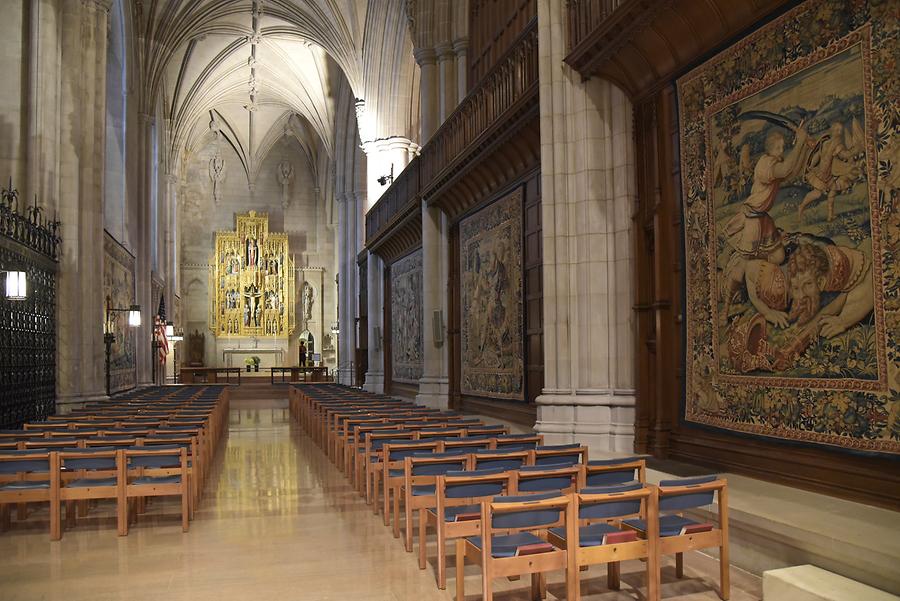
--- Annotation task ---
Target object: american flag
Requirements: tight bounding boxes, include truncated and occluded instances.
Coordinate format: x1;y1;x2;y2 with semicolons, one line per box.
155;315;169;364
156;296;169;364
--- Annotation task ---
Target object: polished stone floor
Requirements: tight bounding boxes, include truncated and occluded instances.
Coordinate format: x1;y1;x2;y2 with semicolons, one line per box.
0;394;761;600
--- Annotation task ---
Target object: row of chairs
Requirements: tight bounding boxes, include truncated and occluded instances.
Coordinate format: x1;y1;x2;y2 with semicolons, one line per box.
0;385;229;539
292;383;730;601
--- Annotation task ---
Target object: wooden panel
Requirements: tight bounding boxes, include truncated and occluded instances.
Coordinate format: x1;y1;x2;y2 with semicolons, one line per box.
469;0;536;89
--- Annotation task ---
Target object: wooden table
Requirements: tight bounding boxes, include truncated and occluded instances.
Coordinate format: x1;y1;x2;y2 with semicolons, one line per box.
270;366;329;384
180;367;242;384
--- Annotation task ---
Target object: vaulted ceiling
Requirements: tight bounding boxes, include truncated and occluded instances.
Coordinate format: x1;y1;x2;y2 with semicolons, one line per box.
129;0;419;187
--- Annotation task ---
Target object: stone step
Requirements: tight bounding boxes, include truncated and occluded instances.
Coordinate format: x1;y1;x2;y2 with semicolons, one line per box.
763;565;900;601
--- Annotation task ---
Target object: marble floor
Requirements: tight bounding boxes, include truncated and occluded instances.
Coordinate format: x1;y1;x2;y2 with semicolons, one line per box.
0;394;762;601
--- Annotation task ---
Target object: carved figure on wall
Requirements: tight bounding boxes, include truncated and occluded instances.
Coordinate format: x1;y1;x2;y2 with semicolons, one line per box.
277;160;294;209
301;281;314;321
246;236;259;268
209;155;225;204
188;329;205;367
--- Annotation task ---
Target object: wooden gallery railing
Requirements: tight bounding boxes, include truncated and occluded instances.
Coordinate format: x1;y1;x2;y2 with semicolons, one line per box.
566;0;624;51
366;19;539;245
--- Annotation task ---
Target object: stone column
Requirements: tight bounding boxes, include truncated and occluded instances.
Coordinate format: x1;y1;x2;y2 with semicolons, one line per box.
414;48;439;142
534;0;638;453
336;192;357;385
436;42;458;121
364;251;385;393
417;201;449;408
56;0;112;407
134;112;154;386
452;37;468;101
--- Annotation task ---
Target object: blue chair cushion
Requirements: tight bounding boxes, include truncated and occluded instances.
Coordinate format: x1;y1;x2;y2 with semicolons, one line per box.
68;478;117;488
468;532;548;558
131;475;182;485
0;480;50;490
623;514;703;537
411;485;436;496
549;523;620;547
130;456;181;468
388;469;404;478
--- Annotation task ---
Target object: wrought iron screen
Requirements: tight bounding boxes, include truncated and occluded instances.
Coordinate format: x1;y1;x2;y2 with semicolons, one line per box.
0;180;61;428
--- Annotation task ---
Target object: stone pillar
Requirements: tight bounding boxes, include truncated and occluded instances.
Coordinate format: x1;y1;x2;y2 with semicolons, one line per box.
364;251;385;393
417;201;449;408
414;48;439;142
134;112;154;386
534;0;637;453
452;37;468;101
336;192;358;385
436;42;458;121
56;0;112;406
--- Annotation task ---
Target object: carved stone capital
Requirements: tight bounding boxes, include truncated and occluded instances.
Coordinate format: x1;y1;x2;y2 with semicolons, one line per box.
413;47;437;67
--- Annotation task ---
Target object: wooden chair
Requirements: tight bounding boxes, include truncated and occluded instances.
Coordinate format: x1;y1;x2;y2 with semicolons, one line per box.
464;425;509;438
439;437;493;456
0;449;61;540
365;431;414;505
532;443;589;467
494;433;543;450
58;448;126;536
380;440;440;529
456;491;576;601
122;446;190;534
472;449;531;472
581;456;647;488
514;464;581;494
547;482;658;601
402;453;470;554
624;475;729;600
428;468;514;590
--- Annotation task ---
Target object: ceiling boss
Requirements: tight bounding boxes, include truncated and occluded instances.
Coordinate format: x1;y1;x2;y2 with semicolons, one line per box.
209;211;296;338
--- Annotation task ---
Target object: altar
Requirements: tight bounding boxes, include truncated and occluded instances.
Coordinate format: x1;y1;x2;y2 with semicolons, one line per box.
222;347;285;368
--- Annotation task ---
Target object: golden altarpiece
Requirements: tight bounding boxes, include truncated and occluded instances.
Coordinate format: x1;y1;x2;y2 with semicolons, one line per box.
208;212;296;338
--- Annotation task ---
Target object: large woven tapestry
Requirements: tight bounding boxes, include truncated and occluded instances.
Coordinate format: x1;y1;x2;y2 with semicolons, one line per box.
678;0;899;454
104;232;136;393
391;249;423;384
460;189;524;400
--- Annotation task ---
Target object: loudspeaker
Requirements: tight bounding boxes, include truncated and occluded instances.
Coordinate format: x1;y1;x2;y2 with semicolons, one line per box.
432;309;444;346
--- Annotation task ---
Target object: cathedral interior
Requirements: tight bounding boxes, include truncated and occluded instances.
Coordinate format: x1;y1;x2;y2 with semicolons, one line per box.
0;1;897;600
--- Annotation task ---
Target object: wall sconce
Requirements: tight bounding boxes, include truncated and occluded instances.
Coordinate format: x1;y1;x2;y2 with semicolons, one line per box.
128;305;142;327
3;270;27;301
376;164;394;187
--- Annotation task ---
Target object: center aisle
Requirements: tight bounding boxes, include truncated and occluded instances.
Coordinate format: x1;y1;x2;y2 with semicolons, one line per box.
193;388;453;601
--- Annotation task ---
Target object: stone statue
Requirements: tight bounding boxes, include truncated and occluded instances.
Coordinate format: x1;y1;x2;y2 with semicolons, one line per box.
301;281;314;321
277;160;294;209
209;155;225;204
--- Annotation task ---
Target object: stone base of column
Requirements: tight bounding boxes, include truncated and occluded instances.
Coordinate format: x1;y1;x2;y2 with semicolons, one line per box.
363;370;384;394
416;376;449;409
56;392;110;413
535;391;636;453
336;367;355;386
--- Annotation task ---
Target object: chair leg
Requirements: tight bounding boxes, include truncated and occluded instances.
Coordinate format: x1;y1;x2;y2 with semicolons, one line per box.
49;498;60;542
720;543;730;600
65;501;76;529
531;573;541;600
483;558;493;601
0;504;8;531
405;502;415;552
392;488;401;537
417;511;427;568
608;561;621;590
436;529;447;588
676;552;684;578
182;488;190;533
455;539;466;601
117;496;128;536
16;502;27;521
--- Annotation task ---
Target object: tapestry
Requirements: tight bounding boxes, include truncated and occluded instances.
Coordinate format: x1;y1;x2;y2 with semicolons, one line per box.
390;249;423;384
104;231;136;394
678;0;899;454
460;189;524;400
